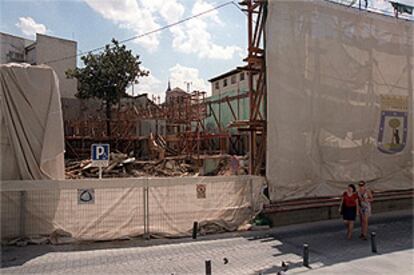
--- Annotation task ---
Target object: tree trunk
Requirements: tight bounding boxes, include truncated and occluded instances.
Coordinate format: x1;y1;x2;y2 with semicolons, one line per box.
106;100;112;137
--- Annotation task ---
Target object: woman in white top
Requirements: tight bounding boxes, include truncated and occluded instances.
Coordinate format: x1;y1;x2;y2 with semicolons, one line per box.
357;181;373;240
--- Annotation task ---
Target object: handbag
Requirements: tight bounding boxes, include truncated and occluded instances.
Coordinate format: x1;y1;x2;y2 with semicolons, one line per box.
339;197;345;215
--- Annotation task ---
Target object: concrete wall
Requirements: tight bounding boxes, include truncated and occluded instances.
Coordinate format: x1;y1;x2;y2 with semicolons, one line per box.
25;44;36;65
61;98;104;121
137;119;166;136
0;32;77;99
62;96;165;137
0;32;33;64
35;34;77;98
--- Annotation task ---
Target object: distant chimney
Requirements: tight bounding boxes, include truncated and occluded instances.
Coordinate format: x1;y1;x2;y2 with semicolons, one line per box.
185;81;192;93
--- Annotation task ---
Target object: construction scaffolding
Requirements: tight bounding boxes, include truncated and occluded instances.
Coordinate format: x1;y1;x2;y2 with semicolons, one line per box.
232;0;267;175
63;1;267;177
64;87;251;176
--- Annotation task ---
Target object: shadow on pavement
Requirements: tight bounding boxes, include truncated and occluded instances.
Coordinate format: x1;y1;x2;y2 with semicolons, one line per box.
1;210;412;272
251;210;413;274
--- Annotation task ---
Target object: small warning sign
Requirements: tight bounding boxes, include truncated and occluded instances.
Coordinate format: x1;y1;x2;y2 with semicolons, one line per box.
196;184;206;199
78;189;95;204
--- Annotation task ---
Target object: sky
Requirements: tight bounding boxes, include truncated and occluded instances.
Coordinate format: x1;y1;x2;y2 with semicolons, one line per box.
1;0;246;100
1;0;413;100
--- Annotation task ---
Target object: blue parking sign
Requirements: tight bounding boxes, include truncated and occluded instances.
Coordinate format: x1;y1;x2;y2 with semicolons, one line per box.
91;144;110;167
92;144;109;160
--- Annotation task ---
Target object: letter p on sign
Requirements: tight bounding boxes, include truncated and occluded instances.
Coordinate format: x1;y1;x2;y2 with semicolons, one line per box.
96;146;106;159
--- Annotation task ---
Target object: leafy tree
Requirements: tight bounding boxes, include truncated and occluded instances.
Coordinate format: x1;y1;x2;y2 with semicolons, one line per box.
66;39;148;136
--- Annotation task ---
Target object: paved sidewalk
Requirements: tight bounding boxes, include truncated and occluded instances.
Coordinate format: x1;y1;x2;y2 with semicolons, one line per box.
303;249;413;275
1;210;413;274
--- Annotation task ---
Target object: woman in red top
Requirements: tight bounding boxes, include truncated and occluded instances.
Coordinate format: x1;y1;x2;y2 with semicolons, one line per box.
339;184;359;239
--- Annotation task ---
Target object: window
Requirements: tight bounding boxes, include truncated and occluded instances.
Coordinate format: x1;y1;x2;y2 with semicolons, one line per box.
215;82;219;89
7;51;24;62
231;75;236;84
223;78;228;87
240;72;245;81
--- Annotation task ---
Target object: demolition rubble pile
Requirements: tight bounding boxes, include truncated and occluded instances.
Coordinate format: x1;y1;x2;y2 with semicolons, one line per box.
65;153;246;179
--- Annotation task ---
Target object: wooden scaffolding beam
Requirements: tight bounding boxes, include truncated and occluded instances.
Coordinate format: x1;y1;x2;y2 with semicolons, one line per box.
239;0;267;175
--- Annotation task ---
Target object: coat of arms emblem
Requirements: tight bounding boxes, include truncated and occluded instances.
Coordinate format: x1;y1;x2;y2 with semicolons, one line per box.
377;95;409;154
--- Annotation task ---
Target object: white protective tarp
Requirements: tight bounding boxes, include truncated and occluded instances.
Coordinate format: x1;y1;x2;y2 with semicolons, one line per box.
1;176;266;240
266;0;413;201
0;63;64;180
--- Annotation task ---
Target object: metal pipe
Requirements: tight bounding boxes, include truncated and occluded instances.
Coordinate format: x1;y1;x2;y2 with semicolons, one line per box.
205;260;212;275
143;185;147;238
371;232;377;253
192;221;198;239
146;185;150;240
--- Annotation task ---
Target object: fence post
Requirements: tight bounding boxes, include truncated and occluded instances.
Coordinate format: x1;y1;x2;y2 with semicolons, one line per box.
143;178;150;240
249;178;254;216
19;191;26;238
143;184;146;238
146;184;149;240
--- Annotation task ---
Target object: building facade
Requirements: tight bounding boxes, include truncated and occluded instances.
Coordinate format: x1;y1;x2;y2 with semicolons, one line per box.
0;32;77;98
209;67;248;97
0;33;33;63
165;81;191;105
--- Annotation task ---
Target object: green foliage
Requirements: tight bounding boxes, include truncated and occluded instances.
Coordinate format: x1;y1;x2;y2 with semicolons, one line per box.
66;39;148;105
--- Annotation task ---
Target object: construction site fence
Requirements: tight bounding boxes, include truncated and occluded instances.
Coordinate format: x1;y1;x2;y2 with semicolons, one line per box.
0;176;266;242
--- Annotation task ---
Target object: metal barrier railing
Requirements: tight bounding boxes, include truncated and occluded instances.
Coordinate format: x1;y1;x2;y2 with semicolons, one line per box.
263;189;414;213
1;176;265;241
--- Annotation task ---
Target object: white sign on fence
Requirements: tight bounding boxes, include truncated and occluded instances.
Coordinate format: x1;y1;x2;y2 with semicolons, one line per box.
78;189;95;204
196;184;206;199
